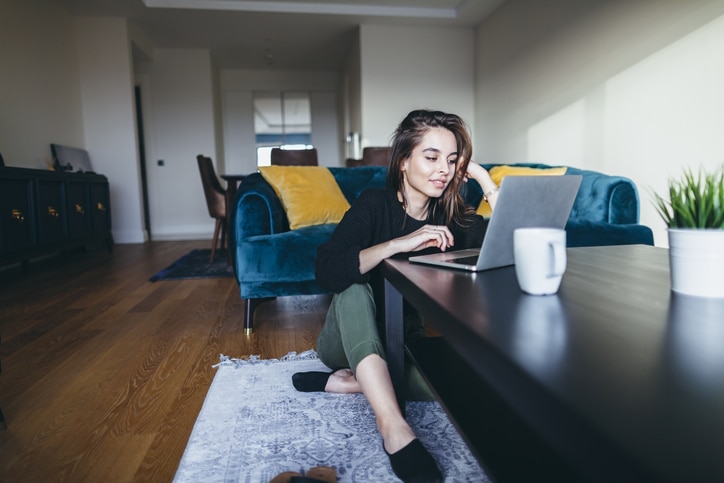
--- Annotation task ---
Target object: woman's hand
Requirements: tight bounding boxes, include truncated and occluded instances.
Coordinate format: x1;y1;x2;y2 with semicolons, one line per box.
396;224;454;253
358;224;454;275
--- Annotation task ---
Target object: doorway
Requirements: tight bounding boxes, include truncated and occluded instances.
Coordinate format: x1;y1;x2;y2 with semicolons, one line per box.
135;85;152;240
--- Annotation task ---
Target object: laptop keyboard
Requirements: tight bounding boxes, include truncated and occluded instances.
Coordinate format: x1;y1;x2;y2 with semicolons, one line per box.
444;255;479;265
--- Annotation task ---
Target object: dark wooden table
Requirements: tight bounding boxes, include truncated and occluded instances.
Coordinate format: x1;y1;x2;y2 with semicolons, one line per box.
383;245;724;483
0;332;5;430
221;174;246;200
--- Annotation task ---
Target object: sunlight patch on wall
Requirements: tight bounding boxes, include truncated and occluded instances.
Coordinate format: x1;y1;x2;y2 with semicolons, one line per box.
602;13;724;246
527;100;585;166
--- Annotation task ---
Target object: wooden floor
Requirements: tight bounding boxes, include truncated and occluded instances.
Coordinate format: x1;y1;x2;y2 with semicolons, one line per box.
0;241;330;482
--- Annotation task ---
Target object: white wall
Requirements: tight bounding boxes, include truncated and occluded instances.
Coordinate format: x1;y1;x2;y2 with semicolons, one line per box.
311;91;341;167
222;90;256;175
137;49;220;241
211;62;225;171
220;69;342;174
475;0;724;246
0;0;84;168
75;17;145;244
342;30;362;159
359;24;475;148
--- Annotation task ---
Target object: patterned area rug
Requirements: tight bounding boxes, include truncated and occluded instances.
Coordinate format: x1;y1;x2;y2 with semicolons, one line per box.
149;249;234;281
174;351;488;482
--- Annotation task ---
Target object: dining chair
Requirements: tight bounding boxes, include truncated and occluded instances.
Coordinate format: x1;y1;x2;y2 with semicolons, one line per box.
361;146;391;166
196;155;228;263
345;146;390;167
270;147;318;166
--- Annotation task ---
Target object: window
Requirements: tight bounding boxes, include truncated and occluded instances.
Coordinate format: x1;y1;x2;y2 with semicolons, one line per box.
254;91;312;166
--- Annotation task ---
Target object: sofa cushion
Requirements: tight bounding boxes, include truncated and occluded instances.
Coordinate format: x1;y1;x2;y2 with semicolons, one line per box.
259;166;351;230
477;165;568;217
237;224;336;298
566;167;640;224
329;166;388;203
490;165;568;184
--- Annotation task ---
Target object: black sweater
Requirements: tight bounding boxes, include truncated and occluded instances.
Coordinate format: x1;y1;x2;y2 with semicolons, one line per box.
315;188;488;294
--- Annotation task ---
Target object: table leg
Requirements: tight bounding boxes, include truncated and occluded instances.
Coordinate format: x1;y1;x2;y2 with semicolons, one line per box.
1;333;4;430
384;278;406;415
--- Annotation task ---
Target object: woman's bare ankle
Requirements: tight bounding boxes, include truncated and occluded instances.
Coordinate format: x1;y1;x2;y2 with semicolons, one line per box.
380;420;416;454
325;368;361;393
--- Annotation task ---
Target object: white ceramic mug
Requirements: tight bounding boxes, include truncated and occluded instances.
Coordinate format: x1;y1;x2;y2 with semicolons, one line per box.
514;228;567;295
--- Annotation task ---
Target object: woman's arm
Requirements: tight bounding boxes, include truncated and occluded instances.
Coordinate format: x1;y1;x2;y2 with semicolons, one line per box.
315;197;376;293
466;162;500;211
358;224;454;274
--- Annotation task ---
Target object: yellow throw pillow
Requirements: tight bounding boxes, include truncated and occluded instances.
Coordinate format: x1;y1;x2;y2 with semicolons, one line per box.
476;165;568;217
259;166;351;230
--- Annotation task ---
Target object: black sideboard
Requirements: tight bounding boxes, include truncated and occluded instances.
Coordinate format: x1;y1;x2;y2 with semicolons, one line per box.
0;167;112;267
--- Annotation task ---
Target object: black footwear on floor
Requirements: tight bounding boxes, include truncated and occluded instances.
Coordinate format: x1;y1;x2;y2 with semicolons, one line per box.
385;439;443;483
291;371;332;392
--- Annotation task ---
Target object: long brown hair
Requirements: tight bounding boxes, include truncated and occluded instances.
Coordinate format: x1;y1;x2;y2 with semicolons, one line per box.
386;109;475;226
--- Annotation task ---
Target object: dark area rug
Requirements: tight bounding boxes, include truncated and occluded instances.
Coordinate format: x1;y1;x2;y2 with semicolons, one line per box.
150;249;234;281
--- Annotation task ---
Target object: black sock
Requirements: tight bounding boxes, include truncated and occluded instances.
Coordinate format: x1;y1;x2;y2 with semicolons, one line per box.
385;439;443;483
291;371;332;392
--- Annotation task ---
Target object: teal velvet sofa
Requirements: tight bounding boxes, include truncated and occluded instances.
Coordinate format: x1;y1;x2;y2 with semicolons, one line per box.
231;164;654;331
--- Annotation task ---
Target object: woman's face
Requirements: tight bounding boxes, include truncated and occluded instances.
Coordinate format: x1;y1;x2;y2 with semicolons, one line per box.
401;126;458;203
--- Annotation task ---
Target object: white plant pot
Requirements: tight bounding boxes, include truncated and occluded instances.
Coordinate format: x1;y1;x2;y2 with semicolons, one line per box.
668;228;724;298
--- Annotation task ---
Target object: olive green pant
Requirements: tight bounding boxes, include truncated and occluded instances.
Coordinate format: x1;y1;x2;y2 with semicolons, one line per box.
316;283;434;401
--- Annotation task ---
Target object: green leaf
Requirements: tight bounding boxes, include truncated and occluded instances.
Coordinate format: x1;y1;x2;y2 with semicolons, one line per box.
650;165;724;229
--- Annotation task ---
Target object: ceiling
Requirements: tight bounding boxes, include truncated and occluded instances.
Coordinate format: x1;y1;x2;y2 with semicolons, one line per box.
54;0;505;70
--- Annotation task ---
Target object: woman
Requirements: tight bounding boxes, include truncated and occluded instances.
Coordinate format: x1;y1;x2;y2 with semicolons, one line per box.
292;109;500;482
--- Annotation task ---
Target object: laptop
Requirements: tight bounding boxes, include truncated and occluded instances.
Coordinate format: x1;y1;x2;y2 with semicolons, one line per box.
408;175;582;272
51;144;94;173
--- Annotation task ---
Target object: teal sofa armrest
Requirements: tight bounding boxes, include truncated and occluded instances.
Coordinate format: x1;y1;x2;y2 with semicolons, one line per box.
566;167;640;224
233;172;289;241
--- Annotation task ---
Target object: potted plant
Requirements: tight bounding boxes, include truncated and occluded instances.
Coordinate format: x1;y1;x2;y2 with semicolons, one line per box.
652;165;724;298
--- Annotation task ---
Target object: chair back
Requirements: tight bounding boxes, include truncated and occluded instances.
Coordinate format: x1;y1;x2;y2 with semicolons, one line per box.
196;155;226;219
270;147;318;166
362;147;391;167
345;146;391;167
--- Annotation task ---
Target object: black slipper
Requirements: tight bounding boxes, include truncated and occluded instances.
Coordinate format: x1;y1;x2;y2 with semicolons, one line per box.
292;371;332;392
385;439;443;483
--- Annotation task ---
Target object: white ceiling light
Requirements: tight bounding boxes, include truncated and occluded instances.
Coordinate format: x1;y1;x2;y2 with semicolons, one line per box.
143;0;459;19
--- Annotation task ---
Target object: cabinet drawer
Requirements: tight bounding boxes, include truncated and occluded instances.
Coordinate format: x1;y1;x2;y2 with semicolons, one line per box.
0;178;35;254
36;179;66;244
90;181;111;233
66;181;90;237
